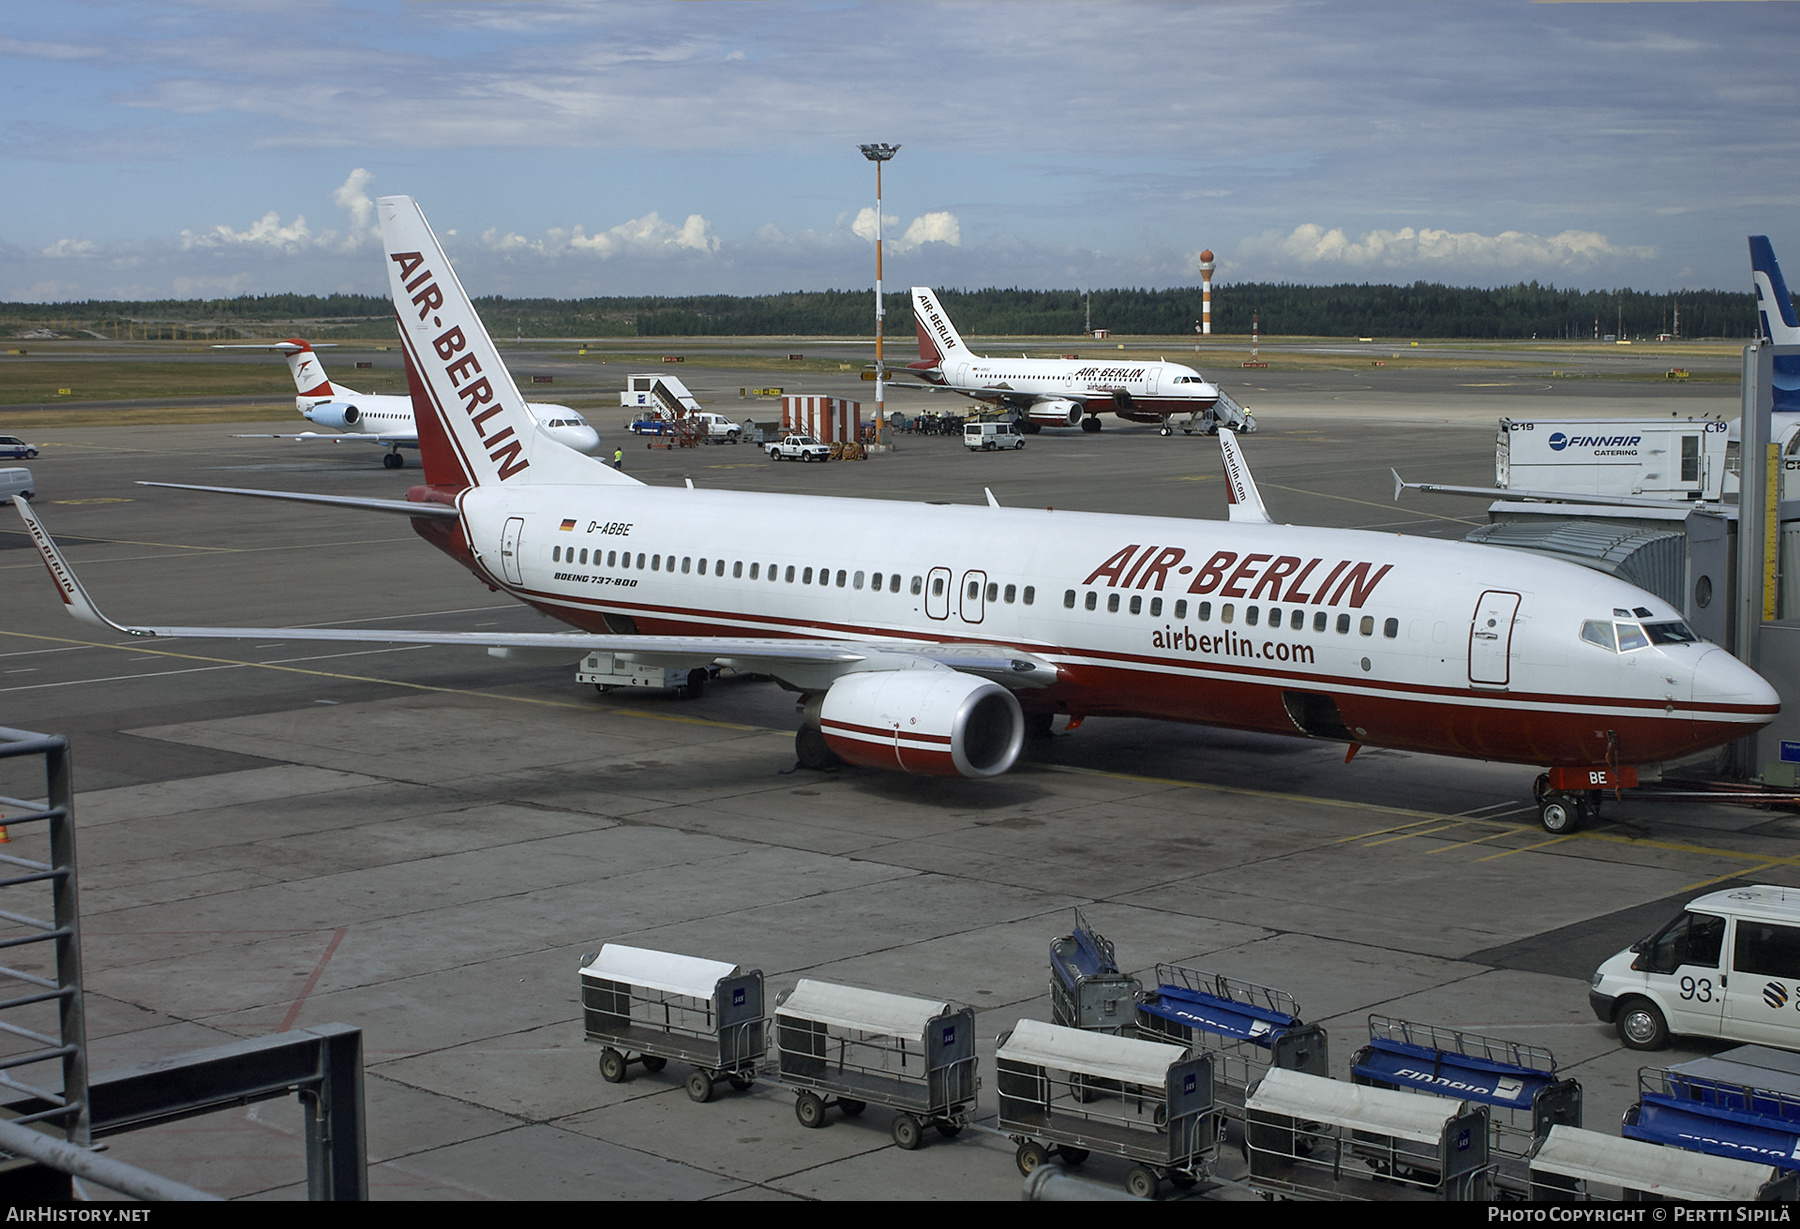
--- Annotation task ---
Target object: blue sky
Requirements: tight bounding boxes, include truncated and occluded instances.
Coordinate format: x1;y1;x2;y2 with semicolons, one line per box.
2;0;1795;301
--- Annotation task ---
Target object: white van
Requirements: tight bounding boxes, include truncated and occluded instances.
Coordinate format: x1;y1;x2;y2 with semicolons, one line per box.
1590;886;1800;1051
0;468;35;505
965;421;1025;452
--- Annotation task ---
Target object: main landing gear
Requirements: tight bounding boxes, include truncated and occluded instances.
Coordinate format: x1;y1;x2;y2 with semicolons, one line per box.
1533;766;1639;834
383;450;406;469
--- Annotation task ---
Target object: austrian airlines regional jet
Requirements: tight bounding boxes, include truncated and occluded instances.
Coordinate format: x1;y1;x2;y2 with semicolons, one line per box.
220;337;602;467
904;288;1247;436
18;196;1778;836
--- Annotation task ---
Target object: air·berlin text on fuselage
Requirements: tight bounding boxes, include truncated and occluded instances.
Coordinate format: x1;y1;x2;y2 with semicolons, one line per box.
1082;543;1393;607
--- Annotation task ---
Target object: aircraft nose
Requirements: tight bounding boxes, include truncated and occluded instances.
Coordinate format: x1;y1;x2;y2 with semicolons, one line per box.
571;427;601;455
1693;647;1781;716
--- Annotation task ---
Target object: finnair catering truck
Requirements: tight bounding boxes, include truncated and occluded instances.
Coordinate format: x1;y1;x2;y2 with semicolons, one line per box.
1497;418;1730;502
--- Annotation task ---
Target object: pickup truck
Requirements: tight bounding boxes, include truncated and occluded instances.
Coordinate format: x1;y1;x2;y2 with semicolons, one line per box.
767;434;831;462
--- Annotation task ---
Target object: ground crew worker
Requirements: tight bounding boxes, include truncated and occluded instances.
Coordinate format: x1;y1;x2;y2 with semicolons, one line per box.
612;448;623;471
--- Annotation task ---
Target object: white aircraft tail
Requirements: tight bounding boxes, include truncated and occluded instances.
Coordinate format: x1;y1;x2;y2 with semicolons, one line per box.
1752;236;1800;346
913;287;972;364
378;196;630;490
1219;429;1272;523
214;339;356;405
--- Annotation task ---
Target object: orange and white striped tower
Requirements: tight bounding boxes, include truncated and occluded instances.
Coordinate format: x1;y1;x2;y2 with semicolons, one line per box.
1199;249;1216;335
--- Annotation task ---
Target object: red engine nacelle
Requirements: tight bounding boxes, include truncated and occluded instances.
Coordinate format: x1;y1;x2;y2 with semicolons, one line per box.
819;669;1024;778
1027;399;1084;429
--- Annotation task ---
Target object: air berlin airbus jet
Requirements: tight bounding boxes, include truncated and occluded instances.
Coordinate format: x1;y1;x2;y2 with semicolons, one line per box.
18;196;1777;835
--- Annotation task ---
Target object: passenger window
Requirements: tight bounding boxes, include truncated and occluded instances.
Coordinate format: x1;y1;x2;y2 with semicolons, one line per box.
1149;597;1161;617
932;577;944;596
682;557;692;574
1734;921;1800;979
835;569;846;587
1129;595;1141;615
608;551;617;567
785;566;795;582
892;575;902;594
1197;602;1210;622
803;567;814;584
636;553;645;569
1581;621;1616;652
733;561;743;578
1245;606;1259;627
911;576;922;595
1004;584;1016;604
750;563;759;580
1173;600;1186;620
1268;607;1280;626
1336;613;1350;634
1637;911;1726;974
854;571;864;590
1359;615;1373;636
1064;589;1076;609
1314;611;1326;632
986;582;998;602
1107;594;1120;613
1383;618;1398;639
1085;592;1097;611
871;572;882;591
1291;610;1304;631
578;549;587;565
552;546;561;562
1221;604;1234;624
1023;587;1034;605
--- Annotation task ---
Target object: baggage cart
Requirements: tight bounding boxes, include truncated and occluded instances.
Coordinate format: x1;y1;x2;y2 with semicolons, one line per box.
996;1018;1215;1200
1244;1066;1490;1200
579;944;764;1103
1135;963;1328;1126
1350;1014;1579;1196
773;979;977;1149
1527;1124;1800;1201
1048;907;1138;1034
1623;1047;1800;1170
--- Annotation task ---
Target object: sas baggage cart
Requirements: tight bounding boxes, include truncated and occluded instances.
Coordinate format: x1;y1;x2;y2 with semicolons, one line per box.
1350;1014;1579;1196
579;944;764;1103
1135;963;1328;1126
997;1018;1216;1200
1245;1067;1490;1201
773;979;977;1149
1049;908;1139;1035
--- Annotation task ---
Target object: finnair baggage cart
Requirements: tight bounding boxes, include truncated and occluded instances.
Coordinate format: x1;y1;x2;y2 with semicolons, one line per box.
1527;1124;1800;1201
1048;908;1139;1035
1350;1014;1579;1195
1623;1047;1800;1171
1244;1067;1490;1201
579;944;764;1104
1135;963;1328;1126
773;979;977;1149
996;1018;1215;1200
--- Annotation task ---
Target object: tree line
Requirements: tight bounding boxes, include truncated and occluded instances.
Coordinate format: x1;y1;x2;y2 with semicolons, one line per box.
1;282;1769;340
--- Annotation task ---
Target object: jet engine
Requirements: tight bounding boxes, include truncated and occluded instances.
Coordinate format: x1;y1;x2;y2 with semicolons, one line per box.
304;403;362;429
819;669;1024;778
1027;399;1084;429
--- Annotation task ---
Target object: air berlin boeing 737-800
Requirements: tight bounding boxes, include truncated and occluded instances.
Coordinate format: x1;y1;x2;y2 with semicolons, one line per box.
17;196;1778;835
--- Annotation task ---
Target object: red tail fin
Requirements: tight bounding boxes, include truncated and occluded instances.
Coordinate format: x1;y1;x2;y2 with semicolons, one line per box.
915;317;943;365
403;334;473;492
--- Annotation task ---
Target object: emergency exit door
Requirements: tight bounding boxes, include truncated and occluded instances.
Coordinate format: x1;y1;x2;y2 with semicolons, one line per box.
500;517;525;585
1468;590;1521;686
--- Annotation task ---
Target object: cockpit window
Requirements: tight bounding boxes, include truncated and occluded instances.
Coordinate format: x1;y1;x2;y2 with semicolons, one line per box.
1616;623;1650;652
1645;621;1699;645
1580;620;1616;651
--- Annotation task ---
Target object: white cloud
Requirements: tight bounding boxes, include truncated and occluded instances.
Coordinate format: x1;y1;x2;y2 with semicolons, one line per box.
487;212;721;260
39;239;96;258
1232;224;1659;278
851;207;895;243
0;36;101;60
330;168;376;248
179;210;316;252
851;207;960;252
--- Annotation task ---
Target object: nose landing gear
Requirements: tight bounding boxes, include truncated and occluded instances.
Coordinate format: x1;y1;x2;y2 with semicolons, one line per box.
1533;766;1639;833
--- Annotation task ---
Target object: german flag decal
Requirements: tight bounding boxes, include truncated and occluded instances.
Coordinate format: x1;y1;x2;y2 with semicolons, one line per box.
559;518;576;531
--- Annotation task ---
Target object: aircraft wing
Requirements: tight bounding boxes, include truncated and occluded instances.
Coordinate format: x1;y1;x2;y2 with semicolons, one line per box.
15;497;1059;690
135;482;459;519
232;432;419;446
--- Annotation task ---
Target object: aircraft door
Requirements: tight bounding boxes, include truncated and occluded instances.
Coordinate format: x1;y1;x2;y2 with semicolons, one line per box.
500;517;525;585
1147;366;1162;396
1468;589;1521;686
925;567;951;620
960;570;987;624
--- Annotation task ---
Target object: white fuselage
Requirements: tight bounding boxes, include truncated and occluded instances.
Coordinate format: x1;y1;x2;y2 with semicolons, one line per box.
301;390;602;455
929;355;1219;425
428;480;1776;770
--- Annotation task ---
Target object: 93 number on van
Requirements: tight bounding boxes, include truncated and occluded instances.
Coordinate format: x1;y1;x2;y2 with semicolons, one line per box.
1680;976;1714;1002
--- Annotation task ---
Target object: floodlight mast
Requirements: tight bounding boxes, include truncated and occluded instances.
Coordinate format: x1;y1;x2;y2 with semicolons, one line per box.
859;143;899;448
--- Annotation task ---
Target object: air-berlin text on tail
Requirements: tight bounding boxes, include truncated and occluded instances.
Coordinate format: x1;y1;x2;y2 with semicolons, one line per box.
389;250;529;481
1082;544;1394;608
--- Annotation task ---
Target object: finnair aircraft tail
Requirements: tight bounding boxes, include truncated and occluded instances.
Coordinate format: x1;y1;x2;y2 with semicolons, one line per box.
378;195;624;490
1750;236;1800;415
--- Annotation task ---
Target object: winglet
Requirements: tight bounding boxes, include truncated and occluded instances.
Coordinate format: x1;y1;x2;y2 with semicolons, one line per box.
985;487;1000;509
1218;429;1272;523
14;497;148;636
1392;468;1405;502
